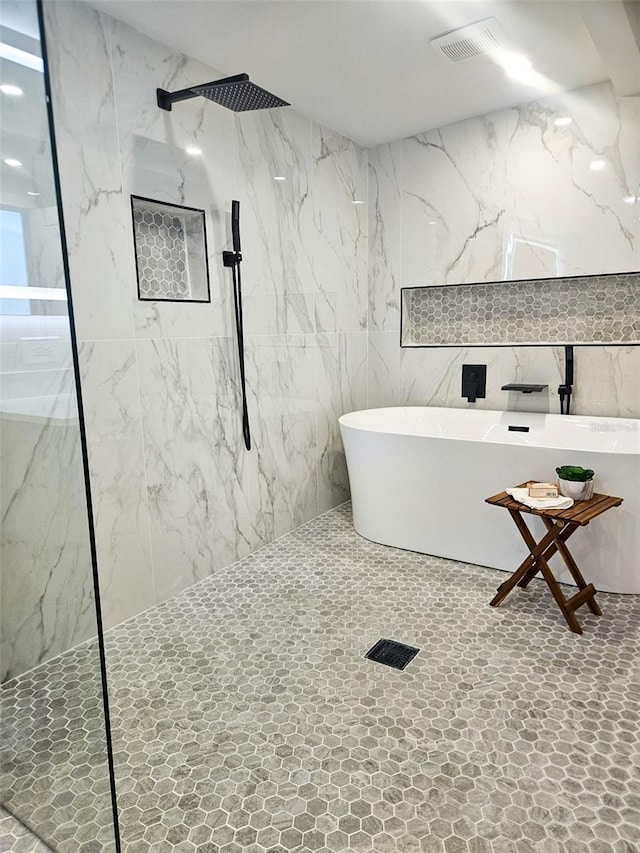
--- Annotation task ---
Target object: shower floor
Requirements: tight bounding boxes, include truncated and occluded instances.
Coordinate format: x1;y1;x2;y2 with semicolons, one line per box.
2;503;640;853
0;807;53;852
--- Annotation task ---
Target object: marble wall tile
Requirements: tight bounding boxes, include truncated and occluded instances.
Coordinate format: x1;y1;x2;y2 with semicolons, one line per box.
571;346;640;418
235;109;316;334
43;2;134;342
618;94;640;272
0;409;94;681
402;110;509;288
400;345;564;414
0;340;73;401
245;334;319;545
79;341;154;627
367;330;402;410
242;292;316;337
371;334;640;419
368;333;563;415
108;19;237;341
368;142;402;333
41;1;378;647
136;336;253;603
369;82;640;420
312;125;368;332
316;332;368;513
24;206;65;293
504;82;640;279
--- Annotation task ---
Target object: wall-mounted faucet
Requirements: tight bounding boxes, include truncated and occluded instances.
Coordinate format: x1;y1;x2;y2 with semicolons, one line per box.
501;383;548;394
462;364;486;403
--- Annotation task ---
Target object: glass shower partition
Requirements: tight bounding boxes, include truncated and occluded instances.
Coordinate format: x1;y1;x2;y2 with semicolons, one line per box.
0;1;119;849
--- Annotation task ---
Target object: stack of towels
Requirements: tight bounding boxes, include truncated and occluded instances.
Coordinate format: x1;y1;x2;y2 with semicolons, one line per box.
506;487;573;511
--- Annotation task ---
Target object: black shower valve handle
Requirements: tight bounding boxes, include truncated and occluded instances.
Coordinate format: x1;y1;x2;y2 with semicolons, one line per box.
223;250;242;268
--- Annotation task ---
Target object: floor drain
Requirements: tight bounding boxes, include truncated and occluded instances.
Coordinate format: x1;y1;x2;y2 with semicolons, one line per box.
365;638;420;670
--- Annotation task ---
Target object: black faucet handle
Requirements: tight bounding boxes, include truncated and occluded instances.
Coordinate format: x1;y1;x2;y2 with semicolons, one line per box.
462;364;485;403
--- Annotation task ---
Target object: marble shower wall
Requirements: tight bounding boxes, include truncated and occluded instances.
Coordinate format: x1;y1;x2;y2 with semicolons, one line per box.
0;0;99;679
368;81;640;418
44;2;368;626
0;395;95;682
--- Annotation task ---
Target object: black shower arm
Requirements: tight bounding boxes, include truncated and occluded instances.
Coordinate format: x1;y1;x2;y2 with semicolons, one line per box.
157;74;249;111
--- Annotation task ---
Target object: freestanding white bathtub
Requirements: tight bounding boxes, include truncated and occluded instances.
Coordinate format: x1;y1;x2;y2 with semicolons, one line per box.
339;407;640;594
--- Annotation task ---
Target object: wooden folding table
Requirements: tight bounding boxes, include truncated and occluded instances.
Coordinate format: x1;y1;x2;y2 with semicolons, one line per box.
485;485;623;634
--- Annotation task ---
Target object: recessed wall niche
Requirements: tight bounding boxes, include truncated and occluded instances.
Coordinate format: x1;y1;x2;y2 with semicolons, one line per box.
401;271;640;347
131;196;210;302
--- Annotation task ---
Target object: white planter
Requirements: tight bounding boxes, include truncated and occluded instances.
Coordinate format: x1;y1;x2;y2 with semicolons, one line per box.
558;477;595;501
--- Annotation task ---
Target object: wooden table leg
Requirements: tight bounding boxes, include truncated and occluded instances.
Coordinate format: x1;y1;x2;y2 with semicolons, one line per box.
490;509;585;634
535;559;584;634
541;518;602;616
517;524;578;588
509;509;561;589
489;520;563;609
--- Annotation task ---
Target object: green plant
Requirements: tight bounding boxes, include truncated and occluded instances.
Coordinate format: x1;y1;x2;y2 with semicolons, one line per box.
556;465;595;482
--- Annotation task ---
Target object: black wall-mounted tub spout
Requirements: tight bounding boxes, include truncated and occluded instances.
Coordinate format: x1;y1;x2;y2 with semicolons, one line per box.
501;383;548;394
462;364;486;403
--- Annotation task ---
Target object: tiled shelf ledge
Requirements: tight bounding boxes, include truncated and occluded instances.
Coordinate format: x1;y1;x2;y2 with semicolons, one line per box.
401;271;640;347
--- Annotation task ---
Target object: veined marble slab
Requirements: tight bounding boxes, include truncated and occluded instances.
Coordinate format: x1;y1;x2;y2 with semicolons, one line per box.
0;392;77;425
1;403;95;682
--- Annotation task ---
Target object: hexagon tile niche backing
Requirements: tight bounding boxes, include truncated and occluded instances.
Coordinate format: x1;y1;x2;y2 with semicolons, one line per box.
401;272;640;347
131;196;210;302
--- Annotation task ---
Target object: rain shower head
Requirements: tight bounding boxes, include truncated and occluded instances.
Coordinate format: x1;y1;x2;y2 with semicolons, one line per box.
193;75;289;111
157;73;289;112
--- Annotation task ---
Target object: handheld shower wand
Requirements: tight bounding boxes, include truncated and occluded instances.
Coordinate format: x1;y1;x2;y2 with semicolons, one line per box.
224;201;251;450
231;199;241;257
558;345;574;415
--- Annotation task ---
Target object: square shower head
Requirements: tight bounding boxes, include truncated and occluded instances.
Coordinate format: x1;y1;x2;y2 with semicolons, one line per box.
191;74;289;112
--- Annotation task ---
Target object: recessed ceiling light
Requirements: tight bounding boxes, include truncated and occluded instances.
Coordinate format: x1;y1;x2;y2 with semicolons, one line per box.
554;117;572;127
428;220;437;225
352;200;364;205
589;160;606;172
273;176;286;181
623;195;637;205
0;83;23;96
27;191;40;196
4;158;23;167
185;146;202;156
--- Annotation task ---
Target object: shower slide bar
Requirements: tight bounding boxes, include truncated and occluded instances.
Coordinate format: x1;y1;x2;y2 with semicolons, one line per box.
223;200;251;451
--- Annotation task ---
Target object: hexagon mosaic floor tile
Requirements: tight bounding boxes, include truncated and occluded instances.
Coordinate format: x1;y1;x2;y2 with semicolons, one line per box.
2;504;640;853
0;807;53;852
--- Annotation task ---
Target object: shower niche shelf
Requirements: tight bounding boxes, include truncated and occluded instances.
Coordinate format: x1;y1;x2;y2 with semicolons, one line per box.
131;195;210;302
400;271;640;347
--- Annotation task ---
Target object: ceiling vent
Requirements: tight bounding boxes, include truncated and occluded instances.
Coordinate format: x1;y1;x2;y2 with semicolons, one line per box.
431;18;504;63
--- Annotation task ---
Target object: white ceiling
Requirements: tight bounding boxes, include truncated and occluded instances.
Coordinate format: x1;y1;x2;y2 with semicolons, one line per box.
90;0;640;147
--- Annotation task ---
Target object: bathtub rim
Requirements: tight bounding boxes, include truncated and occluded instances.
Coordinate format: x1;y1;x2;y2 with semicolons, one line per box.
339;406;640;455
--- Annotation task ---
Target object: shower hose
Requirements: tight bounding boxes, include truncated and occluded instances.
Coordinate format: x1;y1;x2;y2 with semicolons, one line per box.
231;260;251;450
